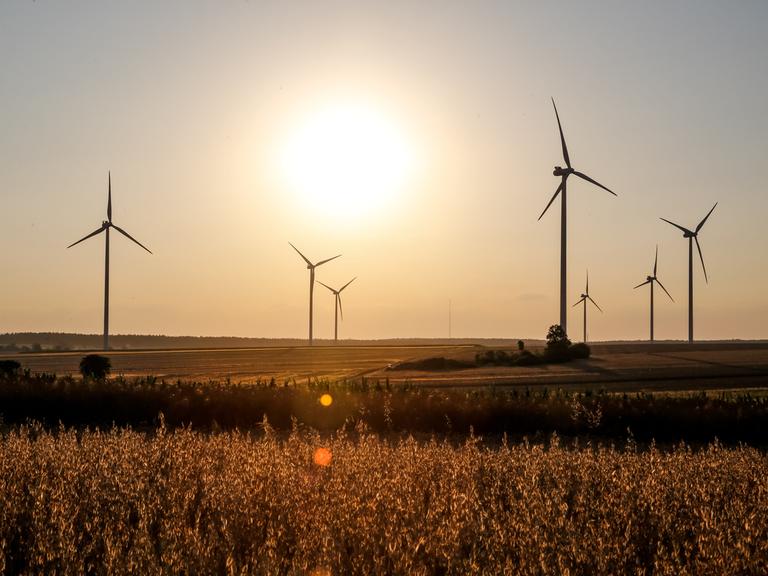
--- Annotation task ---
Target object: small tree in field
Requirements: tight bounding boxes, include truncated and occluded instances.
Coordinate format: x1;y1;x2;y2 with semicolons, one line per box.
79;355;111;381
545;325;571;362
0;359;21;379
517;340;525;352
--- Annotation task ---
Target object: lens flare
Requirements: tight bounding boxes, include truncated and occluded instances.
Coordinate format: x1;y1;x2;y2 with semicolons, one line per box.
313;447;333;467
320;393;333;407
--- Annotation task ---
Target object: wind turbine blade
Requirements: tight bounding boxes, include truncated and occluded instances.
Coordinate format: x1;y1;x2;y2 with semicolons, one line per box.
67;225;106;248
585;270;589;294
551;98;571;168
338;294;344;321
107;171;112;222
288;242;313;266
656;278;674;302
316;280;335;293
659;217;693;236
695;202;718;233
537;181;564;221
572;297;585;307
695;236;708;283
653;245;658;276
572;171;616;196
339;276;357;292
112;225;152;254
315;254;341;267
588;295;603;313
633;280;651;289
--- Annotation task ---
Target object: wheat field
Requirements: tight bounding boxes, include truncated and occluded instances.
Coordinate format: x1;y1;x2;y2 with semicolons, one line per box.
1;423;766;575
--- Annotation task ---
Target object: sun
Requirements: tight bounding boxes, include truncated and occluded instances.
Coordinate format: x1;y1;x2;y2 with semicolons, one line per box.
280;104;413;219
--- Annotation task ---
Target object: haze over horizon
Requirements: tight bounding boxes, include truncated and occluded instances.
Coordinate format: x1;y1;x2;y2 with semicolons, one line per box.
2;1;767;341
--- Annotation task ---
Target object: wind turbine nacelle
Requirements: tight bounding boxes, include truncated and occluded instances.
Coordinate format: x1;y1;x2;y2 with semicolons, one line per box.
553;166;573;177
647;276;653;282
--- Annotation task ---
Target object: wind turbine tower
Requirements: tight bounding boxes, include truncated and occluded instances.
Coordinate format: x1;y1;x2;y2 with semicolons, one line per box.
572;271;602;343
539;99;616;336
317;277;356;342
660;203;717;342
633;246;674;341
289;242;340;345
67;172;152;351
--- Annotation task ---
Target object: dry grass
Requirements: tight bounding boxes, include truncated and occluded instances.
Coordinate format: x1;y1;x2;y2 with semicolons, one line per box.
1;423;767;574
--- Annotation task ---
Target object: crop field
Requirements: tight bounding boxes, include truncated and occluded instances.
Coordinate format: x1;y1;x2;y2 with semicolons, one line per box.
1;424;766;574
2;345;768;573
0;345;468;384
3;342;768;393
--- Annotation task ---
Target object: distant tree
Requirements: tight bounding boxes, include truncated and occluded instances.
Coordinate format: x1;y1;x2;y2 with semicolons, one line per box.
79;355;111;381
545;325;571;362
0;360;21;379
517;340;525;352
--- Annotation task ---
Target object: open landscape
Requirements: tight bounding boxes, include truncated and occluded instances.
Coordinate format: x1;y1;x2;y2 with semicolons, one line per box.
4;1;768;573
3;341;768;393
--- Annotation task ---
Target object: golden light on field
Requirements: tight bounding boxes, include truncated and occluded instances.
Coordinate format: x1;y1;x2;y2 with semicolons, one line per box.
280;104;413;220
319;393;333;407
313;447;333;467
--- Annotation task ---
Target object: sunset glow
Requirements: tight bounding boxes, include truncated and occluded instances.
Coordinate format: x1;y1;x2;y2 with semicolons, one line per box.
279;104;413;220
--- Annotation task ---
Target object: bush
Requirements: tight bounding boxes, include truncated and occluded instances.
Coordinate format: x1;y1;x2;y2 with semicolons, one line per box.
515;350;541;366
569;342;591;359
79;355;111;380
517;340;525;351
0;360;21;379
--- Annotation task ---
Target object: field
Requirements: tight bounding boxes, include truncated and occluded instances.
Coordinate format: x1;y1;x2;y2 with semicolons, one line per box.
2;342;768;573
4;341;768;393
1;425;767;574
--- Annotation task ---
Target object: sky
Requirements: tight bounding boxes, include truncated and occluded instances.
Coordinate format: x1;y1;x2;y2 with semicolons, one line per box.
1;0;767;341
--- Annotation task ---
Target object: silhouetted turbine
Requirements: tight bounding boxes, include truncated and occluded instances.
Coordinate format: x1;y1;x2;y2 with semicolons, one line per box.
317;277;356;342
660;203;717;342
633;245;674;341
289;242;340;345
572;271;602;343
539;99;616;336
67;172;152;351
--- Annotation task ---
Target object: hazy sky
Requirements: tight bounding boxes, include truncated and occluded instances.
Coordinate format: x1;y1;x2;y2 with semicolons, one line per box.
2;1;767;341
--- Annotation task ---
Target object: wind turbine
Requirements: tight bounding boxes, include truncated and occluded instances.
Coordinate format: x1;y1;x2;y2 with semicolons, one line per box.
289;242;340;345
660;203;717;342
317;277;356;342
633;246;674;341
572;271;602;343
538;99;616;336
67;172;152;351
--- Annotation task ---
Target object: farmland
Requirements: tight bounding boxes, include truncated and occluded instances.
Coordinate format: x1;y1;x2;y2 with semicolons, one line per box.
1;425;767;574
3;341;768;393
2;343;768;573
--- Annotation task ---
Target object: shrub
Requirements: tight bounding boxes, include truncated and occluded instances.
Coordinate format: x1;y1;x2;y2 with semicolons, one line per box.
79;354;111;380
569;342;591;359
515;350;541;366
476;351;491;365
517;340;525;351
0;359;21;379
